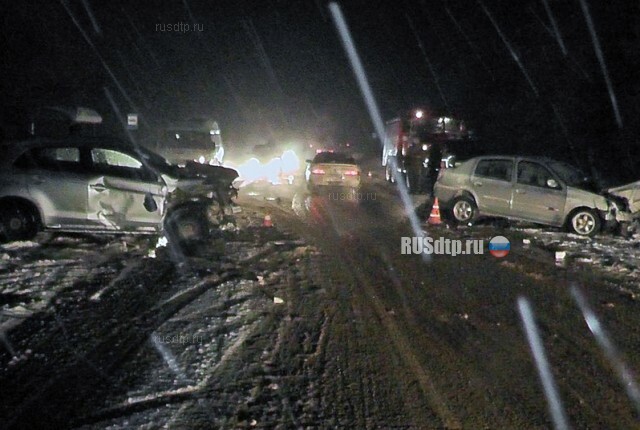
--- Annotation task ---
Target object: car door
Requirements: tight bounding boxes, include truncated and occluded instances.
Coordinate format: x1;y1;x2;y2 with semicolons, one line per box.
14;146;90;228
511;160;567;225
87;147;167;232
470;158;514;216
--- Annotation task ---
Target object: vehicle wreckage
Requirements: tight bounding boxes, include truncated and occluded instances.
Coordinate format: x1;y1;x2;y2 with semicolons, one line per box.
434;155;640;237
0;137;240;244
605;181;640;236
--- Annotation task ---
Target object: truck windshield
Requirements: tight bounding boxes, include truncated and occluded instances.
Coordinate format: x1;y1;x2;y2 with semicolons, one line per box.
412;117;465;140
165;130;212;149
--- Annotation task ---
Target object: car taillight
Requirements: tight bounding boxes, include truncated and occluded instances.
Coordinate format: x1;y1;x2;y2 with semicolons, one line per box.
343;170;359;176
311;168;325;175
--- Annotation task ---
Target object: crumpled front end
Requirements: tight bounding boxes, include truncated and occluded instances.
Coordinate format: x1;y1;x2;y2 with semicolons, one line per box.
607;181;640;216
565;186;633;226
165;168;240;230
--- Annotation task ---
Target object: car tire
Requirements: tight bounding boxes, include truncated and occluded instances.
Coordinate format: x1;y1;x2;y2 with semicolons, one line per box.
0;205;39;243
450;196;477;224
165;206;210;244
567;208;600;237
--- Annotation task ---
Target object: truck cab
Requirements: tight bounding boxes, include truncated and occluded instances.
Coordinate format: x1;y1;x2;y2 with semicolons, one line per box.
382;108;472;193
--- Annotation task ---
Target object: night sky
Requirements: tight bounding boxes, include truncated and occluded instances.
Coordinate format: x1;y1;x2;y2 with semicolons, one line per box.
1;0;638;179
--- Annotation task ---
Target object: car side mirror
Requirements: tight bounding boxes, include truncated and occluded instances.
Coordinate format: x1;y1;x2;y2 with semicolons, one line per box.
546;178;559;189
144;192;158;212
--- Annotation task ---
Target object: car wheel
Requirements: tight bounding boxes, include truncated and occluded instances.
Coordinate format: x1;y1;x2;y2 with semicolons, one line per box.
165;207;209;243
567;208;600;237
451;196;477;224
0;205;39;242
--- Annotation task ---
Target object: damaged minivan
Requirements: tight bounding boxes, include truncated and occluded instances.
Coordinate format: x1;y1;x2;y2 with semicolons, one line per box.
0;137;239;243
434;155;635;237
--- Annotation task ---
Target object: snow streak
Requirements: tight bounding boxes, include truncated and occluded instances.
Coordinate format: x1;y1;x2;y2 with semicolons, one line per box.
328;2;430;261
518;297;570;430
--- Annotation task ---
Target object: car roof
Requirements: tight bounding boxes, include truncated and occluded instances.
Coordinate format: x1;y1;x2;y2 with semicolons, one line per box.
469;155;563;164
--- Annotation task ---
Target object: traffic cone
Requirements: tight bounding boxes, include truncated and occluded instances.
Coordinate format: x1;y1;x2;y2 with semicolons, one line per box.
263;213;273;227
428;197;442;225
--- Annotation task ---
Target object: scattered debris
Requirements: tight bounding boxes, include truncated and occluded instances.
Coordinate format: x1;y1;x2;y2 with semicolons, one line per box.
1;241;40;250
273;296;284;304
555;251;567;266
156;236;168;248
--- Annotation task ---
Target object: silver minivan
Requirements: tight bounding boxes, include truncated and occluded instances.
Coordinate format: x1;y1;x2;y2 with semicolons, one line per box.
434;156;630;236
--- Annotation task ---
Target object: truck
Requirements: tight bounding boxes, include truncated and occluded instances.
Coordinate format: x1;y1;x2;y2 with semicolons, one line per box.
382;108;472;193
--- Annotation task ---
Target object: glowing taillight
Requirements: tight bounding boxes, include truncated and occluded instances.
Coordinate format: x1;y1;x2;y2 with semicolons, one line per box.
343;170;359;176
311;168;325;175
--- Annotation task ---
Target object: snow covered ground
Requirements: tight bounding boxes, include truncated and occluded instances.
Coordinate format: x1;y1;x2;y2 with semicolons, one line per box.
0;204;326;428
442;219;640;288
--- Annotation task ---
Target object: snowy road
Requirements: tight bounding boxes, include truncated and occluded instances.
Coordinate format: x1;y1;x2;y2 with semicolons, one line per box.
1;174;640;428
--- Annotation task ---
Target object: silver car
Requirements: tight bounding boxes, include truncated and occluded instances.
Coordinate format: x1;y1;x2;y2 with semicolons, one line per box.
0;137;237;243
434;156;631;236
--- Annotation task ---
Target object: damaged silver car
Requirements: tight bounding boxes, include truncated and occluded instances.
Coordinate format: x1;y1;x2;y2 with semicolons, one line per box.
0;137;239;243
434;155;633;237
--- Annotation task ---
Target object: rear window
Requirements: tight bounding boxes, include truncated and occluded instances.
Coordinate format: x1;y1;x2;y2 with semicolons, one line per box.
313;152;356;164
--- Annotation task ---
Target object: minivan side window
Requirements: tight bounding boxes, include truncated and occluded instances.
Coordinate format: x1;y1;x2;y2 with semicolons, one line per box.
13;147;82;172
517;161;556;188
90;148;156;181
91;149;142;169
474;159;513;182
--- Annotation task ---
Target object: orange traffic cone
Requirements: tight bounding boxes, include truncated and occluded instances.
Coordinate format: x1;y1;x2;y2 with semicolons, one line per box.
428;197;442;225
263;213;273;227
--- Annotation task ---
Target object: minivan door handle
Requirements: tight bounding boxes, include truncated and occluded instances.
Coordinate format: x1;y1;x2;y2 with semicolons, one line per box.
90;184;107;192
473;181;483;187
515;189;526;194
